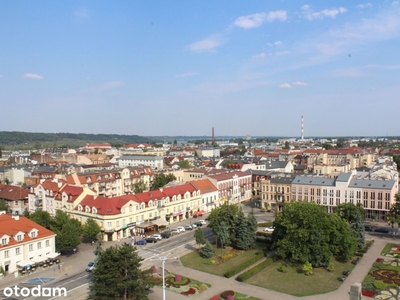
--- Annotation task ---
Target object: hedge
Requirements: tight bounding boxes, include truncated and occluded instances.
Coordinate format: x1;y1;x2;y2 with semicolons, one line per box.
236;258;273;282
223;251;265;278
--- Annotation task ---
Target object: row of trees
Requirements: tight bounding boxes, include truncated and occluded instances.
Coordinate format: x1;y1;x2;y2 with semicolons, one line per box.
207;203;258;250
272;201;364;267
24;210;101;252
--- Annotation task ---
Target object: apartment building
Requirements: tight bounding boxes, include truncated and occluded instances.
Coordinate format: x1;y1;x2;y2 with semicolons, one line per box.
207;171;252;205
0;184;29;215
261;173;297;212
116;155;164;170
190;178;219;213
291;170;397;220
0;212;58;275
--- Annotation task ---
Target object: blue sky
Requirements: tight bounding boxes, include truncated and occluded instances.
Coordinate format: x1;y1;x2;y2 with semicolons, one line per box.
1;1;399;137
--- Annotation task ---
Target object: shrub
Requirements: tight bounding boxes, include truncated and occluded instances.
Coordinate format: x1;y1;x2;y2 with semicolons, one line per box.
175;274;182;282
327;262;335;272
278;265;287;273
210;296;221;300
223;251;264;278
236;259;273;282
302;262;313;276
221;290;234;299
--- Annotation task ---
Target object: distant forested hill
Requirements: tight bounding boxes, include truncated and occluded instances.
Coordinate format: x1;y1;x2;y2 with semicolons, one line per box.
0;131;161;149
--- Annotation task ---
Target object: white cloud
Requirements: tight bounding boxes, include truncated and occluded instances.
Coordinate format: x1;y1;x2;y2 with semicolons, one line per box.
275;50;290;56
293;81;309;86
176;72;197;78
101;81;125;90
252;53;266;59
74;9;89;22
23;73;44;80
234;10;287;29
188;35;225;52
268;41;282;47
302;5;347;20
356;3;372;9
279;83;292;88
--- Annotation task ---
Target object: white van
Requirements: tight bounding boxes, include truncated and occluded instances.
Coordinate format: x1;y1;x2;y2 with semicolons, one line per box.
198;220;206;225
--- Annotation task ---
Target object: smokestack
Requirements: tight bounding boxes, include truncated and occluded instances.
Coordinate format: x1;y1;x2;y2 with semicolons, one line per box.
301;116;304;140
212;127;215;142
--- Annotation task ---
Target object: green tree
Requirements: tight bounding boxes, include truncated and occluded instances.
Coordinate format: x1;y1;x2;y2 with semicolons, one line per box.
215;221;230;251
0;199;10;213
150;173;176;190
0;146;2;158
94;234;104;257
89;244;154;300
352;214;366;249
221;159;234;168
335;203;365;223
207;202;239;244
173;139;177;145
246;209;258;249
284;141;290;149
29;210;52;228
132;179;148;194
235;208;250;250
178;160;192;169
272;201;356;267
194;228;206;249
201;241;214;258
51;211;82;252
302;261;313;276
82;218;101;241
387;194;400;229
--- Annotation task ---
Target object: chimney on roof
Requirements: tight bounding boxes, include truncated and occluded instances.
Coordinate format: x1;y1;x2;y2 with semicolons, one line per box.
12;215;20;221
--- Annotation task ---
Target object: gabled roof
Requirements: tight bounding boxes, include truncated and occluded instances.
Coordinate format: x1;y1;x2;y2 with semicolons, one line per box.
77;195;137;215
0;184;29;200
0;214;55;248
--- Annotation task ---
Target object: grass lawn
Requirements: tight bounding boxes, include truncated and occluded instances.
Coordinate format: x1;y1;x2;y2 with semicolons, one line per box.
381;243;400;258
180;246;264;277
245;259;355;297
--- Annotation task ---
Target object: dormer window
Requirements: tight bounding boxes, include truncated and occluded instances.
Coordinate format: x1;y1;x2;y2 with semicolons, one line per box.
16;235;22;242
31;232;36;238
92;207;97;214
86;206;91;213
1;238;7;245
78;204;83;211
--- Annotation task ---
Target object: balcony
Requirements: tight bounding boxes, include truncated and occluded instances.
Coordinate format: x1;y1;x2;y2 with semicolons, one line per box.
34;201;42;207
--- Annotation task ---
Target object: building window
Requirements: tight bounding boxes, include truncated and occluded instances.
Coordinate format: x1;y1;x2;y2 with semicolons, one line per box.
1;238;6;245
29;244;33;251
107;222;112;228
4;250;9;258
37;242;42;249
15;200;19;205
17;235;22;242
31;232;36;238
46;240;50;247
16;247;20;255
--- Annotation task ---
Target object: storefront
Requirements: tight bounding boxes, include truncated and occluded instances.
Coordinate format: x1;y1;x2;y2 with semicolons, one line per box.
124;222;136;237
135;222;157;237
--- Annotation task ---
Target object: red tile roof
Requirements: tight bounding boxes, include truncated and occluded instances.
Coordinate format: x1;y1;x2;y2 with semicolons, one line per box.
190;179;218;194
0;214;56;248
0;184;29;200
77;195;136;215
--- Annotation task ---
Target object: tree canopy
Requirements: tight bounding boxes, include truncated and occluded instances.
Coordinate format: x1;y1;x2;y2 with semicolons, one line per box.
150;173;176;190
82;218;102;241
51;211;82;252
0;199;10;213
272;201;357;267
132;179;148;194
89;244;153;300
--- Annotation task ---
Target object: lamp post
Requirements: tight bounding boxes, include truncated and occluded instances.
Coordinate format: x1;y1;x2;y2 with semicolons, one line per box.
150;255;178;300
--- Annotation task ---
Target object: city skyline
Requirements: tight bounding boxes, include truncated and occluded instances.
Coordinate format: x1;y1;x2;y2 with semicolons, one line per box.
1;1;399;137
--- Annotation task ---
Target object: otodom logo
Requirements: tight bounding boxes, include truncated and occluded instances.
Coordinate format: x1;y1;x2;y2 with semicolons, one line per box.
3;285;67;298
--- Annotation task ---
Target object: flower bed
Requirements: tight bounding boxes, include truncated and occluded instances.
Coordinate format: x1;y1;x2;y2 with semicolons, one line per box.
381;243;400;258
163;273;211;297
362;258;400;298
209;290;261;300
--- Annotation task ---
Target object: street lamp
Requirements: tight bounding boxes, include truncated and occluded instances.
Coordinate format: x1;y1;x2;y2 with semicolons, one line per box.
150;255;178;300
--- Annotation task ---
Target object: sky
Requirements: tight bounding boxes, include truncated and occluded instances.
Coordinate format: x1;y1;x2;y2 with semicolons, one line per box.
1;1;400;138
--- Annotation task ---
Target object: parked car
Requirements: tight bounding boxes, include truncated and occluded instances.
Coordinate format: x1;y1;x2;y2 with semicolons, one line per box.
264;227;275;232
171;229;180;235
134;239;147;245
86;262;96;272
374;228;389;233
364;225;373;232
146;237;158;243
198;220;207;225
193;221;203;227
184;225;193;231
190;223;197;228
151;234;162;240
176;226;185;233
161;231;171;238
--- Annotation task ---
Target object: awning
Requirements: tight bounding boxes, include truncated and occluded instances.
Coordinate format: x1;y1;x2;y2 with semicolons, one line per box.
151;219;169;226
194;210;206;216
135;222;157;229
32;257;47;264
17;260;34;267
46;253;61;259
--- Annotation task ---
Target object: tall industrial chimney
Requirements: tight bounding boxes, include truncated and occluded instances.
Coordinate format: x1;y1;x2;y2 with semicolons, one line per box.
212;127;215;142
301;116;304;140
